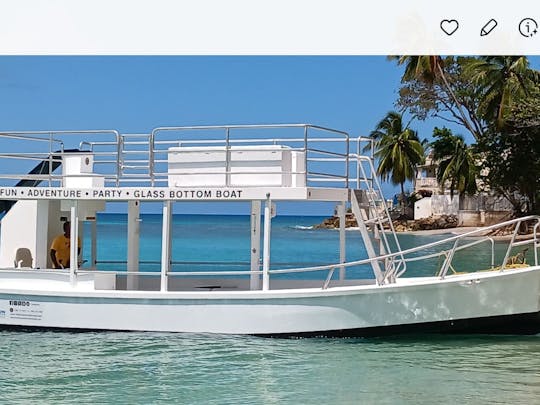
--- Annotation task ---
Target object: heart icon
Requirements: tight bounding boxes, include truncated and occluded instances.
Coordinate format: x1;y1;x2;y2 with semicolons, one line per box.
440;19;459;36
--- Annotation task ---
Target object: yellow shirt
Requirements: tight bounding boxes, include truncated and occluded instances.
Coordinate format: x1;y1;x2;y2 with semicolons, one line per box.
50;235;81;268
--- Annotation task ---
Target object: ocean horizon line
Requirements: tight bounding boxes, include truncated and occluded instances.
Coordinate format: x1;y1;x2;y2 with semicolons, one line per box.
100;212;327;218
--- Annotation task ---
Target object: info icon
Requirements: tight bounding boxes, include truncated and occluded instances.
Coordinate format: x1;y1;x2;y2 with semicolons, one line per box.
519;18;538;38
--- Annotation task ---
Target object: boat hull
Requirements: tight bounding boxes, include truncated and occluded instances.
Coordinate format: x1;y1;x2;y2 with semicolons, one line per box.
2;311;539;338
1;267;540;336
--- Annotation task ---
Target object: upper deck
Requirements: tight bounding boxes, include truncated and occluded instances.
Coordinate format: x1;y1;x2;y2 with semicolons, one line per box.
0;124;374;203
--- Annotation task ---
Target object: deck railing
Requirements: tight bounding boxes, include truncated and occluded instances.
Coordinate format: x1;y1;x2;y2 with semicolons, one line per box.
0;130;120;187
2;215;537;290
166;215;538;286
0;126;382;192
0;125;359;189
149;124;350;188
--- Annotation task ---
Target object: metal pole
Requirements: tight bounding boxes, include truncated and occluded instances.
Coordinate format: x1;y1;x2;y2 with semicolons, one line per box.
225;127;231;187
338;201;346;281
91;219;97;268
69;203;78;287
303;126;308;185
250;200;262;290
127;200;141;290
160;201;172;292
48;132;53;187
149;131;155;186
116;134;123;187
345;134;349;189
501;220;521;270
262;195;272;291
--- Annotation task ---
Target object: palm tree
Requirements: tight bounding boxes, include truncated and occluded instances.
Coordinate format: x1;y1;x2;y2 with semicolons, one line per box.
463;56;540;129
390;56;479;139
371;112;424;200
369;111;407;144
391;55;442;85
430;127;478;205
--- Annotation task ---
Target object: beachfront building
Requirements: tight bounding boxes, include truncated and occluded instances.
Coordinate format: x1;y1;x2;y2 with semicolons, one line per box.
413;152;512;225
414;153;439;196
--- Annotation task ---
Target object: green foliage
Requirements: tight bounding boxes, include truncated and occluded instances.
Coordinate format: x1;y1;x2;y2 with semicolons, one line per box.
392;56;484;140
462;56;540;129
389;55;444;84
370;111;425;196
391;54;540;215
430;127;478;199
478;91;540;215
393;55;540;140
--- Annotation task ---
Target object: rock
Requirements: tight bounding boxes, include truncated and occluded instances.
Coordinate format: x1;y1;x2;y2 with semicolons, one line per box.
313;212;458;232
313;214;358;229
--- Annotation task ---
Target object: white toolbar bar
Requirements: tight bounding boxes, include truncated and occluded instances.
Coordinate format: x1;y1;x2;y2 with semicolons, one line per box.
0;0;537;54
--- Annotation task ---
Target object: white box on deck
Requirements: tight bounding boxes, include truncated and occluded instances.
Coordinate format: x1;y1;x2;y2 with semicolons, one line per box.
63;175;105;188
168;145;306;187
63;154;94;175
62;153;105;188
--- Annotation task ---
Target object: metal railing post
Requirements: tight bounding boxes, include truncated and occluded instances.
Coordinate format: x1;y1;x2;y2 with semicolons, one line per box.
439;239;459;278
262;194;272;291
501;219;522;270
116;133;123;187
149;130;155;186
303;126;308;185
225;127;231;187
48;132;53;187
345;133;349;189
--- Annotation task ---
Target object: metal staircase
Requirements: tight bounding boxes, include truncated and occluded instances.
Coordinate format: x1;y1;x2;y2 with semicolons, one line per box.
350;156;406;284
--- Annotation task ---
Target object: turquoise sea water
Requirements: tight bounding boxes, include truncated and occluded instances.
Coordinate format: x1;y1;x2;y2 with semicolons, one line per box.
1;214;539;403
84;213;515;278
1;332;539;404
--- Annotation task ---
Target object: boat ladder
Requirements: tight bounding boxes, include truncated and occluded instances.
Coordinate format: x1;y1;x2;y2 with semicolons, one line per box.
350;157;406;284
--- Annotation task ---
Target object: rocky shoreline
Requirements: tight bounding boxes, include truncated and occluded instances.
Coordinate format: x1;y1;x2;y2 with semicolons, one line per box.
314;212;459;232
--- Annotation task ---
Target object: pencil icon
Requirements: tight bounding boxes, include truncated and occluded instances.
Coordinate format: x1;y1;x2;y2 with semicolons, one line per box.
481;19;498;36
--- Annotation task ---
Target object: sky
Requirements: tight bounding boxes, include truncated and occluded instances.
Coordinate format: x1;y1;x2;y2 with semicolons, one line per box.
0;56;538;215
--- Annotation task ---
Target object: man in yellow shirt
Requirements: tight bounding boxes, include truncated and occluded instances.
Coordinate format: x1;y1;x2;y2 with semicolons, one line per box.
50;221;81;269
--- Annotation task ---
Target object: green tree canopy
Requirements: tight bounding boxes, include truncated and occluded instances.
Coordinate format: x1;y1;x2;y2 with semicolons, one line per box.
371;111;425;197
430;127;478;200
478;89;540;215
463;56;540;129
389;55;540;216
391;56;481;139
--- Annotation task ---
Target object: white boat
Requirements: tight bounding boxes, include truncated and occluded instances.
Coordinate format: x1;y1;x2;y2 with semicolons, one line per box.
0;124;539;337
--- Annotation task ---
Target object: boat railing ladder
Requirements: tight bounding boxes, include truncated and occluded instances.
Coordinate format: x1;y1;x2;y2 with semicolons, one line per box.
350;154;405;284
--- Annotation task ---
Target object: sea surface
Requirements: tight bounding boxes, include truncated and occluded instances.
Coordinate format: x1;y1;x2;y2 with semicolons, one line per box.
1;214;539;404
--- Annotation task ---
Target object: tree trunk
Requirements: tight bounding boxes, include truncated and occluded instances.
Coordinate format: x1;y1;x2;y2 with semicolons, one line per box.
436;64;480;141
458;193;465;211
400;182;405;215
